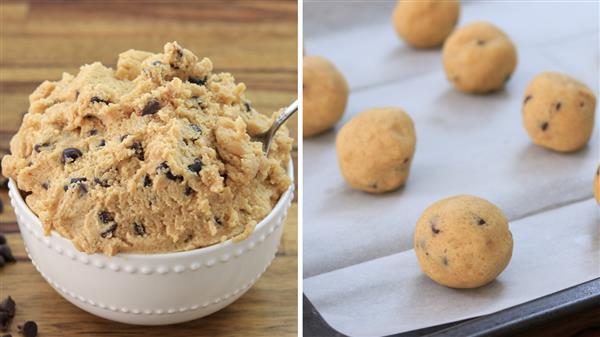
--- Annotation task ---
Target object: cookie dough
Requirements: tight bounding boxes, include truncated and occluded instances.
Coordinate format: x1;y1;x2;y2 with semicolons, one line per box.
2;42;292;255
595;165;600;205
522;72;596;152
303;56;349;137
414;195;513;289
393;0;460;48
336;107;416;193
443;22;517;94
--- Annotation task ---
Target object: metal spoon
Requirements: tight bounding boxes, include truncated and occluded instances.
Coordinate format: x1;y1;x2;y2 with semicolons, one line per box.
253;99;298;155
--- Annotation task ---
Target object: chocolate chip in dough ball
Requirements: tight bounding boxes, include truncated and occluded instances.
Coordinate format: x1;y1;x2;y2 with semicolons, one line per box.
443;22;517;94
336;107;416;193
393;0;460;48
522;72;596;152
303;56;349;137
594;165;600;205
414;195;513;288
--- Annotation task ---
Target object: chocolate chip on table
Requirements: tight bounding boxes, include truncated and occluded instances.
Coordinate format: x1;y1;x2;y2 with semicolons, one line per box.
157;162;183;182
90;96;110;105
187;159;203;174
62;148;83;163
129;142;144;161
143;174;152;188
98;211;114;224
541;122;549;131
133;223;146;236
0;297;15;318
18;321;37;337
188;76;207;86
141;99;161;116
93;178;110;188
524;95;532;104
0;245;16;263
100;224;117;239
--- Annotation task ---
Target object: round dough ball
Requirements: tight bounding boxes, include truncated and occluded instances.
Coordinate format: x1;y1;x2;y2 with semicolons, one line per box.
393;0;460;48
303;56;349;137
595;165;600;205
522;72;596;152
443;22;517;94
414;195;513;289
336;107;416;193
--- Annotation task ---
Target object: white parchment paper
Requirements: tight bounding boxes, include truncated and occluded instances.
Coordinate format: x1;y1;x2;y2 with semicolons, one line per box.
303;1;600;335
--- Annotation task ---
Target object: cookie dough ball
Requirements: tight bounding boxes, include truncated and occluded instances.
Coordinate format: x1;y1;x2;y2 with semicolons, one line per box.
443;22;517;94
595;165;600;205
303;56;349;137
393;0;460;48
522;72;596;152
336;108;416;193
414;195;513;288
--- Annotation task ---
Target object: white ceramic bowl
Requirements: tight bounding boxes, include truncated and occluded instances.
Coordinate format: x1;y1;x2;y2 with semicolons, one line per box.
9;167;294;325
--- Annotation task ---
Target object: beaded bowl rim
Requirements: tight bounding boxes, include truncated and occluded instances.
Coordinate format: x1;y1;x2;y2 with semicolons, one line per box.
9;160;294;260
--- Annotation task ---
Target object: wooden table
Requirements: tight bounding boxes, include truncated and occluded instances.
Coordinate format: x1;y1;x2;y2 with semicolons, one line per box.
0;1;298;336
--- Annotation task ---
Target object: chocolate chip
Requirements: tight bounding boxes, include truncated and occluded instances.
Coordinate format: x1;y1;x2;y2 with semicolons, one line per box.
143;174;152;187
133;223;145;236
0;296;16;317
98;139;106;147
215;217;223;226
0;234;5;245
476;39;485;46
62;148;82;163
141;99;161;116
442;256;449;266
188;76;207;86
78;183;88;196
541;122;549;131
176;48;183;59
129;142;144;161
187;159;203;174
70;177;87;184
18;321;37;337
89;129;98;136
431;224;440;235
93;178;110;188
190;124;202;134
98;211;114;224
184;186;194;196
33;143;50;153
244;102;252;112
478;218;486;226
100;224;117;239
524;95;532;104
119;134;129;142
0;245;15;263
90;96;110;105
555;102;562;111
75;90;80;99
157;162;183;182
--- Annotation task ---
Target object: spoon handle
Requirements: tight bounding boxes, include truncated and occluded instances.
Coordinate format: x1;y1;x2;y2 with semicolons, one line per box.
264;100;298;154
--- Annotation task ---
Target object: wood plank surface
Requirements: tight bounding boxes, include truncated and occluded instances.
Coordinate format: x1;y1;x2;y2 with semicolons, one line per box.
0;1;298;336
